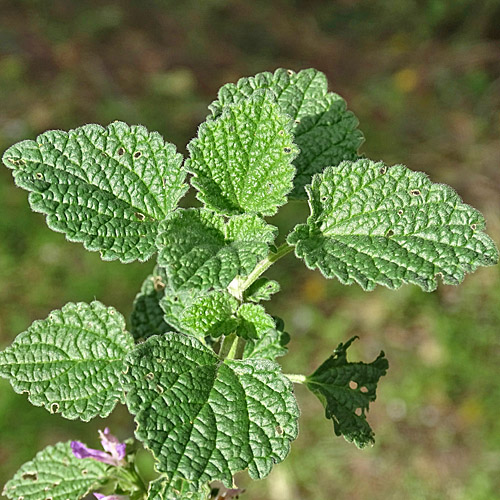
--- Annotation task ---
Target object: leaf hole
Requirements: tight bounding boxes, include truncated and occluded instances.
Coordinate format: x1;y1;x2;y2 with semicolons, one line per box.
18;497;24;500
133;151;142;159
35;172;44;180
81;469;88;475
50;403;59;414
471;223;477;230
295;118;301;124
156;384;164;394
156;358;165;363
410;189;421;196
275;425;283;435
379;166;387;174
321;196;327;202
21;472;37;481
360;386;368;393
287;69;294;76
349;380;358;390
145;372;154;380
134;212;145;221
355;408;363;416
398;209;403;216
117;147;125;156
385;229;394;238
283;147;292;153
278;130;285;136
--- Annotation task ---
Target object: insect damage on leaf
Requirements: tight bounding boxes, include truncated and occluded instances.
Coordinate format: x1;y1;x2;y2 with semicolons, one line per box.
305;337;388;448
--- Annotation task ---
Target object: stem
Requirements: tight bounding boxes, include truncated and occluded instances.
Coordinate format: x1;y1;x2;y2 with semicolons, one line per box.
228;243;293;300
219;333;237;359
233;336;247;360
284;373;307;384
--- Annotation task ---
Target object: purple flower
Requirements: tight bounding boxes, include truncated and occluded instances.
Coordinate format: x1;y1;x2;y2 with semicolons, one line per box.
94;494;129;500
98;427;127;464
71;428;126;467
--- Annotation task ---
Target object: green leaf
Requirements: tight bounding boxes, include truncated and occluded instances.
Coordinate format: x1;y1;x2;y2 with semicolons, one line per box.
2;122;187;262
2;441;109;500
131;267;170;341
243;277;280;303
208;68;363;199
157;208;276;291
180;291;239;339
305;337;388;448
160;286;202;334
236;303;275;340
187;90;298;216
243;315;290;361
122;333;299;488
288;159;499;291
0;301;134;421
147;477;210;500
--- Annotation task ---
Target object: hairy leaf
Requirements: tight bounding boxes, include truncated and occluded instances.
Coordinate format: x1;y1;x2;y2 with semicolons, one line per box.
243;316;290;361
306;337;388;448
187;90;298;216
2;441;109;500
147;477;210;500
288;160;499;291
157;208;276;291
243;277;280;303
160;286;202;334
131;267;170;341
122;334;299;488
180;291;239;339
0;301;134;421
209;68;363;198
2;122;187;262
236;303;275;340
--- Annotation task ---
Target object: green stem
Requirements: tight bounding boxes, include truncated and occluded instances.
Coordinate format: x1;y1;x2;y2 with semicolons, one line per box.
219;333;237;359
228;243;293;300
284;373;307;384
112;463;148;495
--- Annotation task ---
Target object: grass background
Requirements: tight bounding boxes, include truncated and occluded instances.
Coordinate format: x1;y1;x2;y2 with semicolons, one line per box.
0;1;499;498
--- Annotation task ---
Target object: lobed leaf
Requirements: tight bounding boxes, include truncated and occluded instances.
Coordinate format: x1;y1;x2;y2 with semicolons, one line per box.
236;303;275;340
2;441;109;500
187;90;298;216
0;301;134;421
179;291;239;339
156;208;276;291
2;122;187;262
288;159;499;291
243;316;290;361
160;286;203;334
131;267;170;341
305;337;388;448
147;477;210;500
208;68;364;198
243;277;280;303
121;333;299;488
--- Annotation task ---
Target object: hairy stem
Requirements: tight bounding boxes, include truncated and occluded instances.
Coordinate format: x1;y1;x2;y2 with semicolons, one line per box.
228;242;294;300
284;373;307;384
219;333;237;359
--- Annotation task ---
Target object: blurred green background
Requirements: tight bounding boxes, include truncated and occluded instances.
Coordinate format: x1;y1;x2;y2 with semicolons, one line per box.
1;1;500;498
